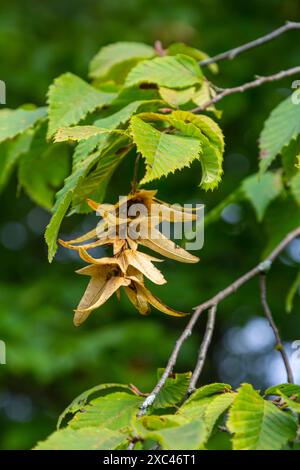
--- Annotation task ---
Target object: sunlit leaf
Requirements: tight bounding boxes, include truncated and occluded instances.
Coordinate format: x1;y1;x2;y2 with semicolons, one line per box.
227;383;297;450
126;54;203;89
259;96;300;173
47;73;116;138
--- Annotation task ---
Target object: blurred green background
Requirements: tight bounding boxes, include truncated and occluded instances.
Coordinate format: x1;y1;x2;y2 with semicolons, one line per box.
0;0;300;450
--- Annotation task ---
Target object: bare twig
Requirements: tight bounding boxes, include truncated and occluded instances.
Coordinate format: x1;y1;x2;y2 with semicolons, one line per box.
137;304;206;417
191;66;300;113
259;274;294;384
200;21;300;67
188;304;218;394
138;226;300;415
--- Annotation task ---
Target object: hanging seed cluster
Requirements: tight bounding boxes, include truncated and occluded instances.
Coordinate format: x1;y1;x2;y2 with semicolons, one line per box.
60;190;199;326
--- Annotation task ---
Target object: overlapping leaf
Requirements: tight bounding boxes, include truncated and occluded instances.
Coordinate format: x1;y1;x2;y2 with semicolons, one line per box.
0;107;47;143
259;96;300;173
130;111;224;190
47;73;116;138
89;42;155;81
18;125;70;209
0;131;33;191
125;54;203;89
35;427;126;450
130;115;201;184
227;384;297;450
69;392;143;431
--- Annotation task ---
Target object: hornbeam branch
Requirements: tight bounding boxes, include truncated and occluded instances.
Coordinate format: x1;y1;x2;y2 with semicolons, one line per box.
187;304;218;394
200;21;300;67
138;226;300;415
191;66;300;113
259;274;294;384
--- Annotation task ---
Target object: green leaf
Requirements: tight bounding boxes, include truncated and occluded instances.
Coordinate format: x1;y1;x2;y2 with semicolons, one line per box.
45;191;73;262
265;384;300;414
204;393;235;436
227;384;297;450
178;384;234;442
47;73;116;138
89;42;155;81
192;82;221;118
154;371;192;409
72;101;153;168
185;383;232;404
45;135;130;260
0;107;47;143
69;392;143;431
167;42;218;74
265;384;300;400
159;86;196;107
281;136;300;180
136;414;207;450
18;125;70;210
286;269;300;313
70;138;131;212
0;131;33;191
35;427;126;450
45;147;103;262
241;171;283;222
125;54;203;89
57;383;132;429
259;96;300;173
169;111;224;190
178;391;235;443
280;395;300;414
130;115;201;184
54;125;124;142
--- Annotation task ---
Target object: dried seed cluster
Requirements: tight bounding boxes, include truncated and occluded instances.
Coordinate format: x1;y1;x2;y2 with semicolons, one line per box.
60;190;199;326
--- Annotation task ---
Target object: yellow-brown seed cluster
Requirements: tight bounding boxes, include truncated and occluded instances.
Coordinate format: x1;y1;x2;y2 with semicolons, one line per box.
59;190;199;326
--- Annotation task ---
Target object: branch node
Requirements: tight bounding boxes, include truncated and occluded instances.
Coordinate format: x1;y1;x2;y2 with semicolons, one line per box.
258;259;272;273
139;394;156;410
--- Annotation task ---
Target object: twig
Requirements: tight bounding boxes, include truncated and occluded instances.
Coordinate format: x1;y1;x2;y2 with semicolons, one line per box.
154;40;166;57
137;305;206;417
191;66;300;113
138;226;300;415
259;274;294;384
127;441;135;450
200;21;300;67
187;304;218;394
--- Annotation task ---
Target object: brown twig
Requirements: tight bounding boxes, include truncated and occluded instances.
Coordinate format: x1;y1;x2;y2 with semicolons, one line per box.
200;21;300;67
259;274;294;384
137;304;206;416
191;66;300;113
138;226;300;415
187;304;218;394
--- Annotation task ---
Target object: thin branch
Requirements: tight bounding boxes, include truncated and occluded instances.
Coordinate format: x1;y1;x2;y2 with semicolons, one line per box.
138;226;300;415
191;66;300;113
137;304;206;417
154;40;166;57
200;21;300;67
259;274;294;384
188;304;218;394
